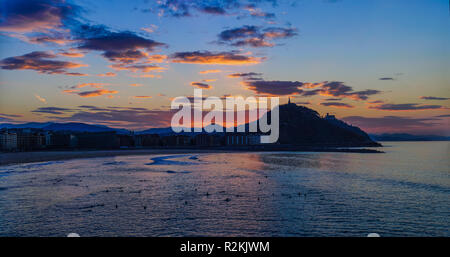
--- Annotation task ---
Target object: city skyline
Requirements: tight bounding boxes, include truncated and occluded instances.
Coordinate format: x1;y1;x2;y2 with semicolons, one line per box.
0;0;449;135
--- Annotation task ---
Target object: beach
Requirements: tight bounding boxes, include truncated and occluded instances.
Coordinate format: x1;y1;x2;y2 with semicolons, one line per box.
0;146;384;166
0;149;232;166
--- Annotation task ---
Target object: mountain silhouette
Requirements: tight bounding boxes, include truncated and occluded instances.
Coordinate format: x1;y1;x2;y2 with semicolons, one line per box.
268;103;380;146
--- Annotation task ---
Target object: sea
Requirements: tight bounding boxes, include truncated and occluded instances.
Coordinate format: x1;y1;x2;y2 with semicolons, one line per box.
0;141;448;236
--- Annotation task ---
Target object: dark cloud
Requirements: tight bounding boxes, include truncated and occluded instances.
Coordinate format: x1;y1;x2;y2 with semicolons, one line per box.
368;100;384;104
244;80;305;95
379;77;395;80
78;31;165;54
369;103;445;111
436;114;450;118
170;51;263;65
48;106;177;129
228;72;262;78
319;82;381;100
243;79;381;100
190;82;212;89
217;25;297;47
75;27;166;71
0;51;87;74
420;96;449;101
32;107;76;115
154;0;276;17
320;102;354;108
0;113;22;118
0;0;81;33
0;113;22;122
342;115;443;134
324;98;342;101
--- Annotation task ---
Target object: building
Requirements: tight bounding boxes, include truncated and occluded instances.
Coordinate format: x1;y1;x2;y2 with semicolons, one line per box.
0;132;17;151
117;134;134;148
16;130;46;150
75;131;119;149
134;134;160;147
162;135;191;146
225;133;248;146
194;133;221;146
45;132;73;149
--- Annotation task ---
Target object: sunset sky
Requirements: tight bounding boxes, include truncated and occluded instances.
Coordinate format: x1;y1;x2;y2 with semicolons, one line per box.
0;0;448;135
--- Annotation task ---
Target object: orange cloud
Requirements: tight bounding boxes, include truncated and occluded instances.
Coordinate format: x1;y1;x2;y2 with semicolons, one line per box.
77;89;118;98
171;51;263;65
199;69;222;74
130;83;143;87
34;94;47;103
72;83;108;89
59;51;85;58
147;54;167;63
97;72;117;77
134;96;152;98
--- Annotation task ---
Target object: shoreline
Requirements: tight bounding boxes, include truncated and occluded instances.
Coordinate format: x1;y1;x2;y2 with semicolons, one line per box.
0;147;383;166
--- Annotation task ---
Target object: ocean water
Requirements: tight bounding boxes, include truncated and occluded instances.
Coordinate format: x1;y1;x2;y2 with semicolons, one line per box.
0;141;448;237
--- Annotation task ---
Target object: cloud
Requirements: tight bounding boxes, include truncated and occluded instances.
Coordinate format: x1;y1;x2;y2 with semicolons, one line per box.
109;63;166;73
74;26;167;73
191;82;212;89
244;80;305;95
154;0;277;17
133;96;152;99
243;5;276;19
34;94;47;103
324;98;342;101
228;72;262;78
58;50;84;58
379;77;395;81
0;51;87;74
141;24;158;33
342;115;446;134
170;51;263;65
320;102;354;108
76;89;118;98
420;96;449;101
199;69;222;74
243;79;381;100
217;25;297;47
130;83;143;87
369;103;445;111
77;30;165;54
0;0;81;33
64;72;89;76
32;107;75;115
48;105;178;129
71;83;109;89
368;100;384;104
97;72;117;77
0;113;23;122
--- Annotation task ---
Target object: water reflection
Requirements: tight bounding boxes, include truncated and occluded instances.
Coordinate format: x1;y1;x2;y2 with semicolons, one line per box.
0;142;448;236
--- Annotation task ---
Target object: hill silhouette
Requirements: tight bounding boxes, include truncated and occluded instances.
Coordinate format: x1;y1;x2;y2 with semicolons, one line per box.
269;103;380;147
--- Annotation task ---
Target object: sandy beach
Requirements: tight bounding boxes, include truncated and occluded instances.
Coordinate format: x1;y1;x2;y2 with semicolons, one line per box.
0;149;232;166
0;146;384;166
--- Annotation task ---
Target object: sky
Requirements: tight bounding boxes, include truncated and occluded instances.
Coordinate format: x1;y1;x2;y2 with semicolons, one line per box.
0;0;449;135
